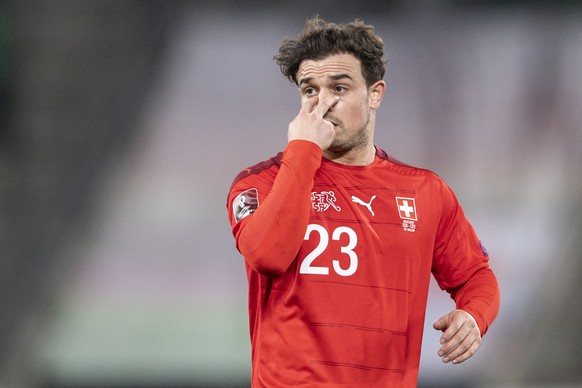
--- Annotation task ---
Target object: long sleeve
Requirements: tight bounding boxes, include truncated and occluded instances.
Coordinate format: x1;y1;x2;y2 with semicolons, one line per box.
449;267;500;336
227;140;322;276
432;178;500;336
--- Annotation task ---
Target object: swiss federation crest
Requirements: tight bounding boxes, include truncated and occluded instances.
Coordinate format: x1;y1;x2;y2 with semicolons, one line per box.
311;191;341;212
233;188;259;222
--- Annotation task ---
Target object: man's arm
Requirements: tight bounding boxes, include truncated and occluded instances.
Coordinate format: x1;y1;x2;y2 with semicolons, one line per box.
227;95;339;276
229;140;321;276
433;267;500;364
431;180;501;364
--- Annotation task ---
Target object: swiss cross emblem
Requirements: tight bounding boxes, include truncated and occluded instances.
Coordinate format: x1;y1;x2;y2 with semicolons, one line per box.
395;197;417;220
395;197;417;232
311;191;342;212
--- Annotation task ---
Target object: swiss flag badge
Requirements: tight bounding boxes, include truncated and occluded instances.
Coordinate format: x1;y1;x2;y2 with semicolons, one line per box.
395;197;417;220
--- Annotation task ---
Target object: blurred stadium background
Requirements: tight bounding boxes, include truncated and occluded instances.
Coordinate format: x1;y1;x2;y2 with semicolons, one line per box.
1;1;581;387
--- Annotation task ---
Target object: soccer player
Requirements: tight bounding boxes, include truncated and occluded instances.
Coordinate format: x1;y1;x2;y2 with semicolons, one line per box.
226;16;500;387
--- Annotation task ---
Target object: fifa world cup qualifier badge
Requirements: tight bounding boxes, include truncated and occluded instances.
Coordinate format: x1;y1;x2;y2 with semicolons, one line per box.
233;188;259;222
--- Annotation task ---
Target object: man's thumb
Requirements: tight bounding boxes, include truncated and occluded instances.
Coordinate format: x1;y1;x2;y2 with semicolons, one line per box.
433;314;449;331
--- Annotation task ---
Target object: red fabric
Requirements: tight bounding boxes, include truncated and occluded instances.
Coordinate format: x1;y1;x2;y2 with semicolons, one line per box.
229;140;322;275
448;267;500;336
227;140;500;387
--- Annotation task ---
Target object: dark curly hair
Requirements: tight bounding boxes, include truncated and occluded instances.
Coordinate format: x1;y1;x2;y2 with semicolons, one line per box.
274;16;386;87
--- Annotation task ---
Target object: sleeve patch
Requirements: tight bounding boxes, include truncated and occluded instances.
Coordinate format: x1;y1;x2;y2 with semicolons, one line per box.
233;188;259;223
479;241;489;257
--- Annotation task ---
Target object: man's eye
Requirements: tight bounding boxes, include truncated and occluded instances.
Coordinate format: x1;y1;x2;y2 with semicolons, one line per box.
335;86;347;93
304;88;317;96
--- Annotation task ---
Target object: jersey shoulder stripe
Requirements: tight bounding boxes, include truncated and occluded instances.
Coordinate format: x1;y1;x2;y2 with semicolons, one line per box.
375;147;438;178
229;152;283;190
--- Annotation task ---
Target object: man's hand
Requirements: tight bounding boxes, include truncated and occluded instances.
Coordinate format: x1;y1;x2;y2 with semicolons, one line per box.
288;95;338;150
433;309;481;364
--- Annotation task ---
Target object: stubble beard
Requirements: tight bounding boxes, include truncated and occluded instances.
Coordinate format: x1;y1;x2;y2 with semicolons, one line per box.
326;112;371;154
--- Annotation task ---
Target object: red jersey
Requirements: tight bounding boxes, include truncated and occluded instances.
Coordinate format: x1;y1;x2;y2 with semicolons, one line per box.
227;140;499;387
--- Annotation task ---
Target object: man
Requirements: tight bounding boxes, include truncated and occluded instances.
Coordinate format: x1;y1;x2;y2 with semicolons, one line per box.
226;16;500;387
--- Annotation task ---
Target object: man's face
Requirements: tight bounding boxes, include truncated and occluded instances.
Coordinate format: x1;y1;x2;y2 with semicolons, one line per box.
296;53;377;154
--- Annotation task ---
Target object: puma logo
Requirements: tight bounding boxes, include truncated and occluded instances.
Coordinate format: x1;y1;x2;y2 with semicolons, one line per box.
351;195;376;216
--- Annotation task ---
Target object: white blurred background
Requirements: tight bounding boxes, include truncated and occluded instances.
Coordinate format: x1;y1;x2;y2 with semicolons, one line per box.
1;1;581;387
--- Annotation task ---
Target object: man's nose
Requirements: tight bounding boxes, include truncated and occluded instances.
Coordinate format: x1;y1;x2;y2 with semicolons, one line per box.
319;89;336;110
318;87;331;99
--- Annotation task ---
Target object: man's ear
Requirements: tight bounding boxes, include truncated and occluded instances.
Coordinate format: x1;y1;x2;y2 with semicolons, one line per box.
369;80;386;110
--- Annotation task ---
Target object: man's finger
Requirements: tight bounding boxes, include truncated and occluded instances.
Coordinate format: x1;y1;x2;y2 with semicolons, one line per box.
300;95;319;114
312;95;339;118
451;338;480;364
438;323;468;356
443;321;463;342
442;333;480;364
438;316;463;345
433;314;449;332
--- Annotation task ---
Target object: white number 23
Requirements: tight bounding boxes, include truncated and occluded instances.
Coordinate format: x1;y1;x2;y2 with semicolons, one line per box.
299;224;358;276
